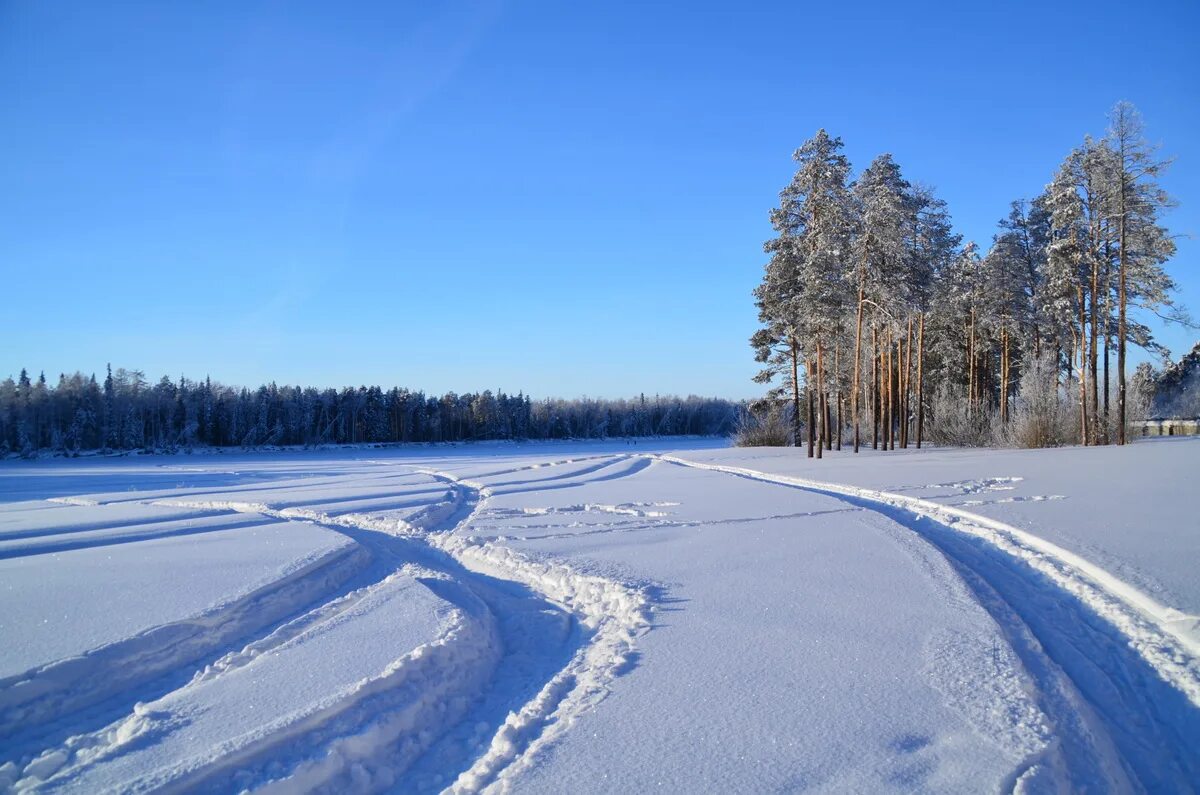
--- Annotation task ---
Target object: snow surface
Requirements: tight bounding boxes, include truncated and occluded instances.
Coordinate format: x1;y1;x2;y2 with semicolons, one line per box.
0;437;1197;792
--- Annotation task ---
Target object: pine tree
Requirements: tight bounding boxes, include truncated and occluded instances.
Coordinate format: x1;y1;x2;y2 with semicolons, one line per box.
1106;102;1178;444
908;185;960;447
849;154;911;452
785;130;855;456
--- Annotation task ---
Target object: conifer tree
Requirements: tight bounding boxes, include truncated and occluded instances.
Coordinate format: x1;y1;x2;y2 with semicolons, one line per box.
1106;102;1178;444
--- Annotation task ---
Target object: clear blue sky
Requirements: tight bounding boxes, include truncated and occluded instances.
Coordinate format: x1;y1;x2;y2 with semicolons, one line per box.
3;1;1197;399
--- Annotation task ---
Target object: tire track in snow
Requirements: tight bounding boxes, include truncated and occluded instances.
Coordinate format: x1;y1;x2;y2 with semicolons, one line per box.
0;515;286;560
475;454;637;490
16;457;652;793
0;543;374;761
652;453;1200;791
389;463;652;793
14;477;500;793
2;475;457;769
441;453;626;484
3;473;466;788
170;459;652;793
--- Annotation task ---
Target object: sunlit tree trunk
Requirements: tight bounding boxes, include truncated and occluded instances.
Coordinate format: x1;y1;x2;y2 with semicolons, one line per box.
886;332;895;451
1117;199;1128;445
790;335;802;447
1089;255;1100;445
902;318;912;448
872;325;880;450
967;312;976;410
851;286;865;452
915;313;925;448
999;327;1009;424
834;342;843;451
1102;234;1111;443
806;359;815;458
816;342;824;459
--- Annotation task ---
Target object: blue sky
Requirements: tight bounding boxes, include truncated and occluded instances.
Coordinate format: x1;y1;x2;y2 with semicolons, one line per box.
2;1;1197;399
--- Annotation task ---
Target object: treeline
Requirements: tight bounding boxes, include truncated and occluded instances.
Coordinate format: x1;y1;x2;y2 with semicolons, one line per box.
0;367;738;456
749;101;1188;453
1150;341;1200;418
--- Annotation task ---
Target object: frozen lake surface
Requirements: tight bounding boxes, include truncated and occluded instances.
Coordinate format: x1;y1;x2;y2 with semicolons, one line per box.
1;437;1197;792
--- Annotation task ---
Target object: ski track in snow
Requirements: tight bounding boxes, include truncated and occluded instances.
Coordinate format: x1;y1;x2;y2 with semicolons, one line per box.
5;449;1199;792
2;455;652;794
651;453;1200;791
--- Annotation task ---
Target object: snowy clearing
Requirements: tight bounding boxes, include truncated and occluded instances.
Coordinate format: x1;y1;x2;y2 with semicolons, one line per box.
0;438;1197;792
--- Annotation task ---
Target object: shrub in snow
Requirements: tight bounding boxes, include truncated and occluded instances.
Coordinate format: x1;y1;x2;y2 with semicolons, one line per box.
927;385;997;447
999;354;1076;448
732;401;793;447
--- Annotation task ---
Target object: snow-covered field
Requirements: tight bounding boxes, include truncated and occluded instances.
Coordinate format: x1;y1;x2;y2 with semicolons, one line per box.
1;437;1197;793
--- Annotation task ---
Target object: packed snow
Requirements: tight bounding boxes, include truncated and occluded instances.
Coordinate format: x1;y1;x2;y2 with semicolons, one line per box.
0;437;1197;792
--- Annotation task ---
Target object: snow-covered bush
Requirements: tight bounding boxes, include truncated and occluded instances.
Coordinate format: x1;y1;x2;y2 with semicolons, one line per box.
1000;353;1075;448
733;401;793;447
1122;364;1156;439
926;385;996;447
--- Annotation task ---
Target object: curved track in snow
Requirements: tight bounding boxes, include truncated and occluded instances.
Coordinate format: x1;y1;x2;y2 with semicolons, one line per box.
6;448;1198;792
652;453;1200;791
3;456;651;794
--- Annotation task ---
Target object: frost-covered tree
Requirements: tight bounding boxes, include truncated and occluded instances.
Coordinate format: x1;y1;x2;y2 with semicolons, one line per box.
743;104;1186;451
849;154;911;451
1045;153;1093;442
1106;102;1179;443
754;129;855;456
981;199;1050;423
785;130;855;456
753;182;809;447
907;185;960;447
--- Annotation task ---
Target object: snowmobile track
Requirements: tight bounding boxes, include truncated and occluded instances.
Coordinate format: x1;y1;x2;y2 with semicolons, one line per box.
652;453;1200;791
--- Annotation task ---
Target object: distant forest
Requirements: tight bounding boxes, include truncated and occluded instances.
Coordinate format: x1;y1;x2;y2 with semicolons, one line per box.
0;367;739;456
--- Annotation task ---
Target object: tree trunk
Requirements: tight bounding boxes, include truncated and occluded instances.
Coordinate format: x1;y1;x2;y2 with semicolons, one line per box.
872;325;880;450
891;333;898;451
851;287;864;453
1000;328;1009;424
967;310;976;410
894;337;902;449
824;395;832;450
1079;287;1090;445
1076;334;1088;446
790;336;802;448
886;333;895;451
1090;255;1100;445
822;391;831;452
881;334;889;451
1117;197;1128;445
806;359;815;458
836;391;843;450
816;342;824;459
833;343;841;451
916;313;925;449
1102;231;1112;444
1103;299;1111;443
893;336;901;450
902;318;912;448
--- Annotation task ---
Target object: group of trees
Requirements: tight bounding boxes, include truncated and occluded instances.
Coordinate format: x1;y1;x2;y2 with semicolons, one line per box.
1149;341;1200;418
0;367;738;456
751;102;1185;453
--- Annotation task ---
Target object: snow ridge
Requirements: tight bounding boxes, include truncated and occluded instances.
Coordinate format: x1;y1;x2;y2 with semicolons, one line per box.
405;467;652;793
0;543;371;750
138;461;651;791
174;568;502;795
653;453;1200;789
